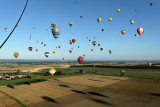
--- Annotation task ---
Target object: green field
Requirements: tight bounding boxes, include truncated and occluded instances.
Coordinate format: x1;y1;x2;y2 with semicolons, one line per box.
0;65;160;86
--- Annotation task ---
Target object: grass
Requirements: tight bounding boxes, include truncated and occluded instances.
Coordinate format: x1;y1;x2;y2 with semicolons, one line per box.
0;65;160;86
0;90;26;107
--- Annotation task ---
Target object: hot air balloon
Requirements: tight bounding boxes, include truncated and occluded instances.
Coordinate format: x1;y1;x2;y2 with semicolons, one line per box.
62;58;64;60
36;40;39;43
49;68;56;76
36;49;38;52
89;43;91;45
51;23;60;39
53;50;56;54
100;48;103;51
117;9;120;13
80;16;82;18
93;64;95;67
121;30;126;35
14;52;19;59
98;44;100;46
44;52;50;58
150;3;153;6
46;29;48;31
71;48;73;50
28;47;33;51
44;44;46;47
41;42;43;44
108;18;112;22
94;37;96;39
130;20;134;24
92;41;97;46
78;46;79;48
30;34;32;36
33;28;35;31
109;62;112;66
102;29;104;32
135;9;139;12
58;46;61;48
72;39;76;43
4;28;8;32
147;62;152;67
69;50;72;54
69;21;73;27
137;28;144;36
97;18;101;23
109;50;112;54
29;37;32;40
91;49;93;51
135;34;137;36
78;56;84;64
83;54;85;57
70;41;73;45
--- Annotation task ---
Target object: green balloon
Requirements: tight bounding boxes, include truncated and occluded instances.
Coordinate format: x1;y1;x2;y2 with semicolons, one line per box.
69;21;73;26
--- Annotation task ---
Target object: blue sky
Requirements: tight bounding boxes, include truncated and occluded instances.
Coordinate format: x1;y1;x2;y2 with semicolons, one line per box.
0;0;160;61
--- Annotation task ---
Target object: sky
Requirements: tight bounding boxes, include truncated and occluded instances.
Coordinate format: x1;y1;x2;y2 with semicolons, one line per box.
0;0;160;61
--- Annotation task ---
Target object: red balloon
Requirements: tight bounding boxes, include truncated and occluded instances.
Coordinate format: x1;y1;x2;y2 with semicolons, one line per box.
137;28;144;36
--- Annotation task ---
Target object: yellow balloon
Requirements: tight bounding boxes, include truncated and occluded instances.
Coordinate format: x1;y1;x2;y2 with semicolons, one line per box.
121;30;126;35
147;62;152;67
53;50;56;54
14;52;19;58
117;9;120;13
109;18;112;22
97;18;101;23
49;68;56;76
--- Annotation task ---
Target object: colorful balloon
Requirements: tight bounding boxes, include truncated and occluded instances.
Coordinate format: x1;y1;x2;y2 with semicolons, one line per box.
102;29;104;32
44;52;50;58
147;62;152;67
109;50;112;54
80;16;82;18
70;41;73;45
53;50;56;54
121;30;126;35
97;18;101;23
130;20;134;24
69;21;73;26
137;28;144;36
29;37;32;40
14;52;19;59
117;9;120;13
100;48;103;51
92;41;97;46
108;18;112;22
28;47;33;51
4;28;8;32
33;28;35;31
69;50;72;54
36;49;38;52
78;56;84;64
150;3;153;6
98;44;100;46
91;49;93;51
72;39;76;43
36;40;39;43
49;68;56;76
51;23;60;39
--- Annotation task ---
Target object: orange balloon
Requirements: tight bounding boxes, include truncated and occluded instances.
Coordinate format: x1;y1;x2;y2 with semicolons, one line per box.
121;30;126;35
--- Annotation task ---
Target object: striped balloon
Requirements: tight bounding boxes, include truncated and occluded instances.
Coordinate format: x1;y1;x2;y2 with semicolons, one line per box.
78;56;84;64
44;52;50;58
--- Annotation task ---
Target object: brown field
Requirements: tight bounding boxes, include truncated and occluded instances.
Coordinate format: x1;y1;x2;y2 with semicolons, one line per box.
0;75;160;107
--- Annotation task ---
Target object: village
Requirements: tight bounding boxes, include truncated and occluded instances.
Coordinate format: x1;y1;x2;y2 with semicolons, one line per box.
0;73;29;80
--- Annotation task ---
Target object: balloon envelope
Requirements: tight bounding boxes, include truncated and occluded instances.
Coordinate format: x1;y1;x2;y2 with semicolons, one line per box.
78;56;84;64
49;68;56;76
137;28;144;36
14;52;19;58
